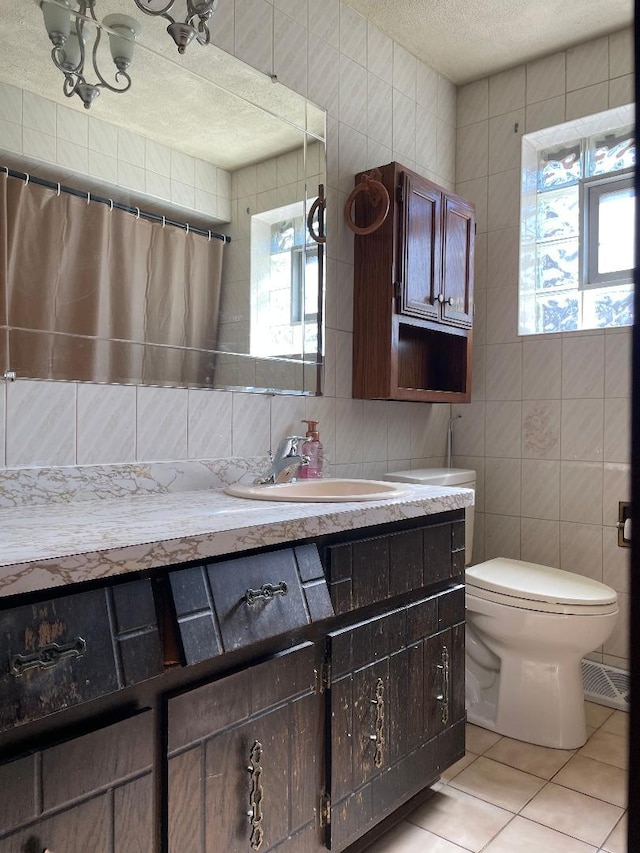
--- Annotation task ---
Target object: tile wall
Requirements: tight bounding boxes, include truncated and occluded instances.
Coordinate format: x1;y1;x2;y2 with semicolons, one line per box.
453;28;634;671
0;0;458;478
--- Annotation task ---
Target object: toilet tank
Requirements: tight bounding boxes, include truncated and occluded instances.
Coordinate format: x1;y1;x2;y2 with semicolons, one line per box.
383;468;476;565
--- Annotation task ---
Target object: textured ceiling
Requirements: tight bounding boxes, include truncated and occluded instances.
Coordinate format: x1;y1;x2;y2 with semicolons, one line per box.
344;0;633;84
0;0;323;170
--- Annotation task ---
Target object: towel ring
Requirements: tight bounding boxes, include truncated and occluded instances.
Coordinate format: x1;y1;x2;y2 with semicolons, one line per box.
344;172;390;236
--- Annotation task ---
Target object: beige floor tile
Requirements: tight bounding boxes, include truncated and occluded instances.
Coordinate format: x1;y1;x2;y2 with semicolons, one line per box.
408;784;512;852
602;813;628;853
579;729;628;769
365;820;471;852
601;710;629;737
465;723;502;755
552;754;627;807
439;751;477;783
482;815;598;852
520;782;624;847
448;756;546;813
484;735;574;780
585;701;614;729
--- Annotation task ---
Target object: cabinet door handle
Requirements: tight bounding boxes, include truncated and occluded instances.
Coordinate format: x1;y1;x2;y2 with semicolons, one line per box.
446;296;453;306
437;293;444;303
10;637;86;676
438;646;450;726
247;740;265;850
307;185;326;244
370;677;385;768
244;581;288;606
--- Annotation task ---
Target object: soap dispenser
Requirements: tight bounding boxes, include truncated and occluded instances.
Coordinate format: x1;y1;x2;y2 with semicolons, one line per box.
299;420;323;479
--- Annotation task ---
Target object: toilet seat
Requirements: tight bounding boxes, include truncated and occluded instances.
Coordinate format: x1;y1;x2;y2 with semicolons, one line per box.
466;558;618;616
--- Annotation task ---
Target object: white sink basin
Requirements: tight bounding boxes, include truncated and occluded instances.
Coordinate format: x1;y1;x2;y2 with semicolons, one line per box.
225;478;414;502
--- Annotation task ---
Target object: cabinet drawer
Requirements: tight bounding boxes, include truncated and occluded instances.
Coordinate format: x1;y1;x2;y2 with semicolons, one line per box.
0;580;162;732
170;545;333;662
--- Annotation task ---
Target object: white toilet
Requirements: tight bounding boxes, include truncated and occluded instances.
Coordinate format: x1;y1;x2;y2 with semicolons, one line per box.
383;468;619;749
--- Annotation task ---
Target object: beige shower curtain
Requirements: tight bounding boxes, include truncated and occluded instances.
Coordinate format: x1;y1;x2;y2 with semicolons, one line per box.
0;173;225;386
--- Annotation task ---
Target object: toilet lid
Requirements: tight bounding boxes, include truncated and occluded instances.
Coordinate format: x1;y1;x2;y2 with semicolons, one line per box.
466;558;617;606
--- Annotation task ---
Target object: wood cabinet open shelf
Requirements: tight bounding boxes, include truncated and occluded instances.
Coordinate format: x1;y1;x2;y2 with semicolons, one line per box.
352;162;474;403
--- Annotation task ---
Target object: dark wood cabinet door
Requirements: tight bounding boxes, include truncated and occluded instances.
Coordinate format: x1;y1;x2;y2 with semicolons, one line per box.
0;712;154;853
167;643;323;853
399;171;441;322
441;194;475;328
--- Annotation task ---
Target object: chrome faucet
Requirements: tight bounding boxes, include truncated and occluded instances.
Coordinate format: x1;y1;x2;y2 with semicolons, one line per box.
254;436;310;485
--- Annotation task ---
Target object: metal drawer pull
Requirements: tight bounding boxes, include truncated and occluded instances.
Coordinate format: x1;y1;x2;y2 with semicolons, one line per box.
10;637;87;677
371;677;385;769
244;582;288;606
247;740;264;850
438;645;450;726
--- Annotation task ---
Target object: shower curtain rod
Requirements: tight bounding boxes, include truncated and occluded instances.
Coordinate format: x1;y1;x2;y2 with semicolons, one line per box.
1;165;231;244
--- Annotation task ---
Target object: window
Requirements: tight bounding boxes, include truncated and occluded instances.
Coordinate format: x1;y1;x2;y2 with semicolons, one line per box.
519;107;635;335
250;201;320;358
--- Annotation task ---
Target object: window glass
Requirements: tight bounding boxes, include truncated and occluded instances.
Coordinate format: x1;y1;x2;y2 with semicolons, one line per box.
597;185;635;274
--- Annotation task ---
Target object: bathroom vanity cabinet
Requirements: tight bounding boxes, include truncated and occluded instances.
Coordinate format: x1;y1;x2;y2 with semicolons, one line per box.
0;510;466;853
352;162;475;404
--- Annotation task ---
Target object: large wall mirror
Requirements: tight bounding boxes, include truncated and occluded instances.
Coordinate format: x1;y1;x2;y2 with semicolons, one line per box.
0;0;326;395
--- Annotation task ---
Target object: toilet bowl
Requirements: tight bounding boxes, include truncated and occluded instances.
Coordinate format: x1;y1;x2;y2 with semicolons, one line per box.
383;468;619;749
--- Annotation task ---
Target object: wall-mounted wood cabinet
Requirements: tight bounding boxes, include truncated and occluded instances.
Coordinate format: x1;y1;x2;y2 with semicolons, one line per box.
352;162;475;403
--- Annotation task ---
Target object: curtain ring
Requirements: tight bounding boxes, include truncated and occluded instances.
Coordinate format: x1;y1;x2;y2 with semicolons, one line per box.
0;166;8;177
162;215;166;228
208;230;212;242
87;191;91;205
23;172;29;185
135;207;140;219
109;198;114;212
56;183;61;197
185;222;190;234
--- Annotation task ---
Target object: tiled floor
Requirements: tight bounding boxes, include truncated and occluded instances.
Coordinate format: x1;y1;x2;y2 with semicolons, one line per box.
366;703;628;853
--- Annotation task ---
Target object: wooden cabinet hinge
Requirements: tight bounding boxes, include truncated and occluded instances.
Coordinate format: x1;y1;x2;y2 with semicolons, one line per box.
318;660;331;693
393;280;401;302
319;791;331;827
396;183;403;205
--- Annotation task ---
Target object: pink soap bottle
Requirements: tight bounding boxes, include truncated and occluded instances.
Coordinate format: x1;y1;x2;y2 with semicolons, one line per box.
299;420;323;479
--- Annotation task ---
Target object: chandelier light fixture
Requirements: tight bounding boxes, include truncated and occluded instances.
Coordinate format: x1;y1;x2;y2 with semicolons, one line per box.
131;0;219;54
35;0;142;109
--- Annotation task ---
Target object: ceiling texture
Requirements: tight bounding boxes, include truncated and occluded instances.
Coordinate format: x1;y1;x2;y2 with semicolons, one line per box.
343;0;634;84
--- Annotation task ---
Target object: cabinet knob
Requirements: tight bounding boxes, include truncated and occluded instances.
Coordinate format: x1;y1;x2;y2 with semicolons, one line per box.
437;293;444;304
446;297;454;306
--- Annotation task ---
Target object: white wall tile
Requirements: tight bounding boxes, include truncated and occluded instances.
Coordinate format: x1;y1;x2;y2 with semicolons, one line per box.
308;32;340;114
136;386;187;461
485;286;519;345
392;90;416;162
456;177;488;234
560;521;603;582
609;74;634;109
188;389;232;458
522;400;561;459
57;139;88;173
393;43;417;100
560;461;603;524
235;0;274;75
56;105;88;148
274;9;307;95
561;398;603;462
367;73;393;147
22;91;56;136
457;79;488;127
609;28;634;79
603;526;630;594
474;232;488;292
484;400;522;458
521;459;560;520
437;76;456;126
275;0;307;25
415;106;438;171
231;392;271;457
89;117;118;156
456;121;488;183
362;400;388;461
566;82;609;120
485;343;522;401
339;55;368;133
90;151;119;185
22;128;55;163
335;398;364;463
561;334;604;398
602;462;630;527
487;168;520;231
387;401;412;460
0;119;22;153
451;401;485;457
525;96;566;133
526;52;566;103
604;591;629;659
77;384;136;464
367;23;392;84
339;3;367;67
489;66;526;116
484;513;521;560
521;518;560;567
6;380;76;467
604;398;630;464
416;62;439;115
0;83;22;125
488;109;525;174
566;37;609;92
118;128;145;168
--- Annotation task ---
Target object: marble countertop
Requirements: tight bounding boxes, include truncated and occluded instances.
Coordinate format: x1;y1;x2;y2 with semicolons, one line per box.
0;484;473;598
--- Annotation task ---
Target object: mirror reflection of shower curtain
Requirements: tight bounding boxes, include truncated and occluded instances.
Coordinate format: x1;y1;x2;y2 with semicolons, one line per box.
0;174;224;387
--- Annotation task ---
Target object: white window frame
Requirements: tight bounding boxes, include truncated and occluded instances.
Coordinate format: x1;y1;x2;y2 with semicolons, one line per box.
580;169;635;289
